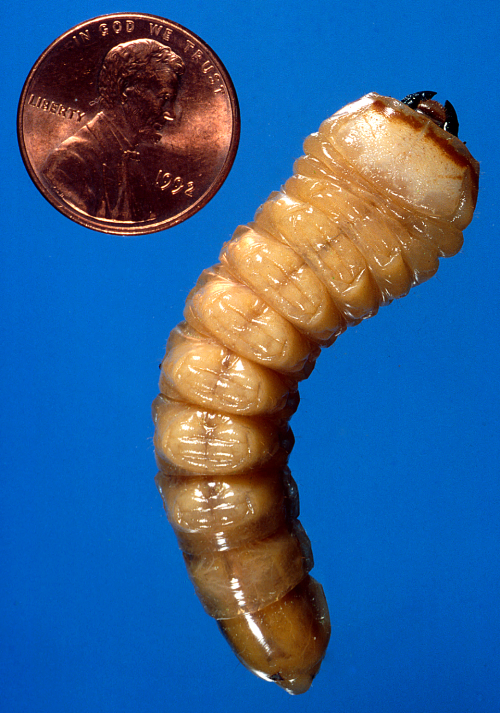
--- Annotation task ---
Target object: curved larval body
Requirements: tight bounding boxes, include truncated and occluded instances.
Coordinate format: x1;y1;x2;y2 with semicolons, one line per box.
152;93;479;694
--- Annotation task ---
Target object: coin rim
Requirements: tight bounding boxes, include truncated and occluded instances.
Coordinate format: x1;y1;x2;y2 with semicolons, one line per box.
17;12;240;235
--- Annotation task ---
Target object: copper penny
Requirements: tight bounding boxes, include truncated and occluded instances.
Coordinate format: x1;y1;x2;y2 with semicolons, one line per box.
17;13;240;235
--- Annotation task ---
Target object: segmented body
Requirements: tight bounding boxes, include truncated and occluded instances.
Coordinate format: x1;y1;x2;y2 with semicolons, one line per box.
152;93;479;694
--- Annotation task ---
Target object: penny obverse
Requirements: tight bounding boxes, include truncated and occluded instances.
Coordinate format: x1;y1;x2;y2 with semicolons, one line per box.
18;13;240;235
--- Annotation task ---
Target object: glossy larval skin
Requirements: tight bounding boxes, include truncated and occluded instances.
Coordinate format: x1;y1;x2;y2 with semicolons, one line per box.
152;93;479;694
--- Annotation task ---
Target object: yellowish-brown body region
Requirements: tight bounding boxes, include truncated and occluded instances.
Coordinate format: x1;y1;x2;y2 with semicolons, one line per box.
153;93;479;694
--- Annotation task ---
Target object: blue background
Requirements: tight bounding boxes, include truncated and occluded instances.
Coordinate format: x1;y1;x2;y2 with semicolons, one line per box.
3;1;499;712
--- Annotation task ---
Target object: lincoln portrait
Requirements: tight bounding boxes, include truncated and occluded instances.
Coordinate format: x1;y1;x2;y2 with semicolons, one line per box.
42;39;185;222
